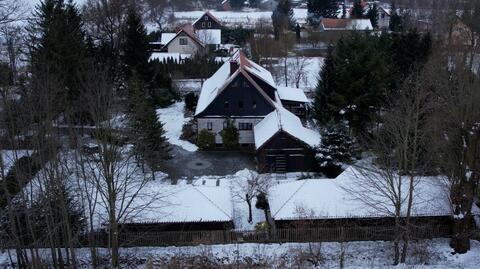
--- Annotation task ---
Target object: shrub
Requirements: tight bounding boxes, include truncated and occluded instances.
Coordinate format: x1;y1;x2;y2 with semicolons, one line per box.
180;119;197;144
220;119;239;149
184;92;198;112
197;129;216;150
151;87;179;108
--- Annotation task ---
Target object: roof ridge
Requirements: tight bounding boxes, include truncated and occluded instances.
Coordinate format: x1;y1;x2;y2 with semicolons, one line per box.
272;179;310;218
192;186;232;219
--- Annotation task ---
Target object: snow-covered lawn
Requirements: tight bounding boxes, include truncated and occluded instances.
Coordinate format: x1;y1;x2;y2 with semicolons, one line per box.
271;57;324;91
173;8;308;28
156;102;198;152
1;239;479;268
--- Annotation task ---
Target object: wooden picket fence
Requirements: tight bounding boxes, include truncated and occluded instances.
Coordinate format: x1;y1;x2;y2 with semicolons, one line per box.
1;224;454;249
103;224;452;247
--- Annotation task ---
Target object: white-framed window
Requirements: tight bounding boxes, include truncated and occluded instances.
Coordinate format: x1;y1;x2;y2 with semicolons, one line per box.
205;16;209;21
202;22;206;27
179;37;188;45
238;122;252;130
207;122;212;130
208;22;212;28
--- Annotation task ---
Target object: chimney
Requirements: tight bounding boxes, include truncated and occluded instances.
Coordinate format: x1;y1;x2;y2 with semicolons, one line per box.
230;60;239;76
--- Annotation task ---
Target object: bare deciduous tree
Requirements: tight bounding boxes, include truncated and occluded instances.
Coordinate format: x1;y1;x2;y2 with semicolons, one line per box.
231;170;271;224
346;69;431;264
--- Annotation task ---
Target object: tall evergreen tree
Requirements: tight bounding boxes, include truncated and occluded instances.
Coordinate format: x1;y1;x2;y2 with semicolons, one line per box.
367;3;379;28
29;0;88;123
122;7;150;82
351;0;365;19
128;78;170;180
313;33;390;134
272;0;295;38
315;121;356;178
388;1;403;32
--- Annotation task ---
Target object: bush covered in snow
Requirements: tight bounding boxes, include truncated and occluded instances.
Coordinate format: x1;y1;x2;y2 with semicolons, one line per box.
315;122;357;178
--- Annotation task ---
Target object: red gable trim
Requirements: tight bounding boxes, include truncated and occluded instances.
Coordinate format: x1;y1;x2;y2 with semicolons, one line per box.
321;18;349;29
193;10;222;26
162;24;205;50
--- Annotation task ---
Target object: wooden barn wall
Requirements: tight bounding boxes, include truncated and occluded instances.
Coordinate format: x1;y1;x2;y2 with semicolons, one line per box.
257;131;316;172
194;15;222;29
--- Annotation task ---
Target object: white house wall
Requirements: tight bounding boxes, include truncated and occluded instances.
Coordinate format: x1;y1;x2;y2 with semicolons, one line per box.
198;117;264;144
167;35;202;54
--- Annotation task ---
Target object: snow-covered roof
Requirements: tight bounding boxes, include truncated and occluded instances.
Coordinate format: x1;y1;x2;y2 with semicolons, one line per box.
149;52;192;63
254;105;320;150
124;184;233;224
321;18;373;31
193;10;222;26
160;33;176;45
196;29;222;45
276;86;309;103
162;24;205;50
194;50;276;116
269;167;458;221
195;57;233;115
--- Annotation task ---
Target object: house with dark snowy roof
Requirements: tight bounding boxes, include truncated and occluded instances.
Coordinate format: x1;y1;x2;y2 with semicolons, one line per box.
194;51;319;172
193;10;222;30
154;11;223;55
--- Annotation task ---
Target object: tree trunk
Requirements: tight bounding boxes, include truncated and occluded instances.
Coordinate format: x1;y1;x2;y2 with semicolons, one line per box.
246;194;252;224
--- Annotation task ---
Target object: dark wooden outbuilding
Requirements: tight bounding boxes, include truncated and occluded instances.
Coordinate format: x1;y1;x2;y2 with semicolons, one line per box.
257;130;316;173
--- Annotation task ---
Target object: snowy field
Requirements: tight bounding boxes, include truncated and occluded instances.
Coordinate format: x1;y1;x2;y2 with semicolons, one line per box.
1;239;479;268
173;8;308;28
156;102;198;152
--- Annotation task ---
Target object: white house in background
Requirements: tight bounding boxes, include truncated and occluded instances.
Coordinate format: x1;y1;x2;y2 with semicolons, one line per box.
153;11;223;54
378;6;391;29
161;24;206;55
319;18;373;31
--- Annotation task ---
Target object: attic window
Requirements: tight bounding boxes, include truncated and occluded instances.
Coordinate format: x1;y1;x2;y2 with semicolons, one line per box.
205;16;209;21
179;37;188;45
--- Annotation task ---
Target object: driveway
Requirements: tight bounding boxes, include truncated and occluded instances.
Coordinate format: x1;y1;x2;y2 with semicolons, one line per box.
160;145;256;180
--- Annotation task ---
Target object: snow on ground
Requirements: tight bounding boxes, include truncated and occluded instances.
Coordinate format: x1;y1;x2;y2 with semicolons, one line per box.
173;8;308;28
2;239;479;268
271;57;324;91
156;102;198;152
0;150;32;174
